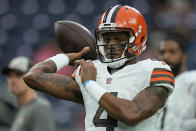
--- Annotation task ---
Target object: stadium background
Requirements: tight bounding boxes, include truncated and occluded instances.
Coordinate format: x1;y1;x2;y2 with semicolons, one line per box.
0;0;196;131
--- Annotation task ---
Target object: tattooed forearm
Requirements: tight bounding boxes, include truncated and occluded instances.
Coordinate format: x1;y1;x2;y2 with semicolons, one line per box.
23;59;83;103
132;99;145;113
142;86;169;107
33;60;57;73
25;60;74;89
132;86;169;119
35;73;73;90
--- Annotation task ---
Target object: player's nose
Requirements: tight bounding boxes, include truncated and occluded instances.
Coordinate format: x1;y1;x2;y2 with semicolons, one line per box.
108;39;118;45
162;55;173;65
109;40;119;50
162;52;171;61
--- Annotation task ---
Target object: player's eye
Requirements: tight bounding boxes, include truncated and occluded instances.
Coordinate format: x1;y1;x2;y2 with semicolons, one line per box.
115;39;123;43
169;49;175;55
160;50;165;55
117;44;126;48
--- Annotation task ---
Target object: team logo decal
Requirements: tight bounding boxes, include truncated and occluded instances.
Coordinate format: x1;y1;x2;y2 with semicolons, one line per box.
106;78;112;84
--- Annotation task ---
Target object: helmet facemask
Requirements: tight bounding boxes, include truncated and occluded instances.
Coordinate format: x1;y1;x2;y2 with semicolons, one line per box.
96;27;137;69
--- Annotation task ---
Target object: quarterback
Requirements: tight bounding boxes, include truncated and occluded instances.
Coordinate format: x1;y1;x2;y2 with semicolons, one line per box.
24;5;174;131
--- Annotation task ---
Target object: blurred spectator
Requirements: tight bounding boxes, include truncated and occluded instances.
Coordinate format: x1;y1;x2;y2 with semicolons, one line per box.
0;80;17;131
1;56;56;131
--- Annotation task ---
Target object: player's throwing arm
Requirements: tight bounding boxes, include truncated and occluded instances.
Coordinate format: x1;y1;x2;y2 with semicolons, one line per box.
23;47;90;104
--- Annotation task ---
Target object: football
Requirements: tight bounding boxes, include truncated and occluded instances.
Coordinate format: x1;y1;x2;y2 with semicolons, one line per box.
54;21;97;60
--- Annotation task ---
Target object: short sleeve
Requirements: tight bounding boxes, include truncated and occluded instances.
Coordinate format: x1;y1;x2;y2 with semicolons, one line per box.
150;61;175;93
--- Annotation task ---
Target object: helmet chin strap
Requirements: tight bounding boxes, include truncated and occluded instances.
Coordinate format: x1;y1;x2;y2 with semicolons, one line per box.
106;45;128;69
106;56;136;69
107;58;127;68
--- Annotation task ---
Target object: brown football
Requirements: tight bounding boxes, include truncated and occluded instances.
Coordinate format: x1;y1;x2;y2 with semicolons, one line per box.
54;21;97;60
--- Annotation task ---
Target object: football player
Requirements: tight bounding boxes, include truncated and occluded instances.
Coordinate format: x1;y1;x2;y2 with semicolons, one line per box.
156;36;196;131
24;5;174;131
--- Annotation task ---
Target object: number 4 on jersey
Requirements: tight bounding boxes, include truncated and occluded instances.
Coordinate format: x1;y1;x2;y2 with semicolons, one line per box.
93;92;118;131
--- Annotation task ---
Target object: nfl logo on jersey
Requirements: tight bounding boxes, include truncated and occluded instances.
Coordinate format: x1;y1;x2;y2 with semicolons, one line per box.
106;78;112;84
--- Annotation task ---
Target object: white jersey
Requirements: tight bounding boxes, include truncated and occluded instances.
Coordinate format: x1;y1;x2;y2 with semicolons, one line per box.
74;59;174;131
155;70;196;131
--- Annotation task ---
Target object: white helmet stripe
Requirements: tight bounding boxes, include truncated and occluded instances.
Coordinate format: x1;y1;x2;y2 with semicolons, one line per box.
106;5;121;23
102;7;112;23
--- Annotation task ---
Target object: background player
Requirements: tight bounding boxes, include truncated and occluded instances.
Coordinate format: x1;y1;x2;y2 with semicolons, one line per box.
2;56;55;131
24;5;174;131
156;36;196;131
158;36;187;77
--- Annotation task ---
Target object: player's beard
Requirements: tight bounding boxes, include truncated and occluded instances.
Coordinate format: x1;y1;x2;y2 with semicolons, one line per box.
167;60;182;77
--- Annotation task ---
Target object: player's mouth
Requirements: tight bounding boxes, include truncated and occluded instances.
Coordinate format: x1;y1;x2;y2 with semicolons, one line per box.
106;53;120;59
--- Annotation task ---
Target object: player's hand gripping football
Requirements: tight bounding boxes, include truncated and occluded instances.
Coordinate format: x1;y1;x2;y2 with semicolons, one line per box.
76;59;97;84
66;46;90;65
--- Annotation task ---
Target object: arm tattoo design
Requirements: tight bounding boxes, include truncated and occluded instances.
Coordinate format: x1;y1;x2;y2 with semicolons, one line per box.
24;60;82;103
144;86;169;103
29;60;76;90
132;86;169;119
35;60;57;73
35;73;73;90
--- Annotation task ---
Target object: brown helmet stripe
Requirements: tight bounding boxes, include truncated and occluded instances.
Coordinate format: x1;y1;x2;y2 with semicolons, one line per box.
102;7;112;23
110;5;122;23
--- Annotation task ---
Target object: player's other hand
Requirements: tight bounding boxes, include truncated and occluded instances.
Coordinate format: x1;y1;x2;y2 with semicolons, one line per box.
76;59;97;84
66;47;90;65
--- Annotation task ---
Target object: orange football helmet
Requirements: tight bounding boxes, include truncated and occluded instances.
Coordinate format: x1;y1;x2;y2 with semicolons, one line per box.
95;5;148;68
